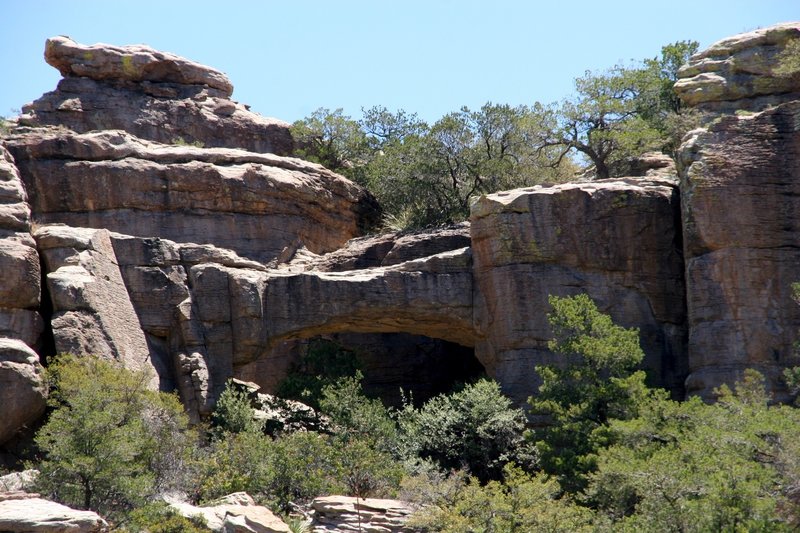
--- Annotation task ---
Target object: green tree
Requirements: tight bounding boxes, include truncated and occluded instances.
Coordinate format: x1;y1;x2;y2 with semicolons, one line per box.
589;370;800;531
532;65;663;180
528;294;649;494
32;355;195;520
290;108;370;178
532;41;700;179
397;379;535;482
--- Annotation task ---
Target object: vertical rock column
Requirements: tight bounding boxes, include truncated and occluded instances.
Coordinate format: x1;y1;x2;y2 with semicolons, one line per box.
0;145;46;445
675;23;800;399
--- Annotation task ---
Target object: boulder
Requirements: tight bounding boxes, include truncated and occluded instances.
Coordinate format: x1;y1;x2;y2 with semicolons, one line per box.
311;495;417;533
470;177;688;403
0;469;38;492
675;22;800;112
166;492;291;533
0;493;107;532
20;36;292;154
678;102;800;399
0;339;46;444
44;35;233;94
6;129;380;263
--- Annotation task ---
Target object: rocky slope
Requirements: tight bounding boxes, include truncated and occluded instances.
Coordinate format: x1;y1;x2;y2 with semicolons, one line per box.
1;24;800;447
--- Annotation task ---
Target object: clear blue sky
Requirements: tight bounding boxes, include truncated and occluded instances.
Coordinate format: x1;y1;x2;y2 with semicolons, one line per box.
1;1;797;124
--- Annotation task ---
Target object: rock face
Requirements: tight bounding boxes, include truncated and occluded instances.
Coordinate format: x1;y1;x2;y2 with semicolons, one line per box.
22;36;292;155
5;129;379;263
4;25;800;441
675;22;800;112
310;496;417;533
471;178;688;402
0;340;46;444
678;102;800;400
36;226;156;382
0;492;108;532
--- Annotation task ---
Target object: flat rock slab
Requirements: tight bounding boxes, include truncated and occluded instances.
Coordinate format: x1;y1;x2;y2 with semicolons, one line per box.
0;494;107;532
45;35;233;95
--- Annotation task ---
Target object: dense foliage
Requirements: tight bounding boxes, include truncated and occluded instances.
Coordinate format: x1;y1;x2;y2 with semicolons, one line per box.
291;41;704;228
25;296;800;530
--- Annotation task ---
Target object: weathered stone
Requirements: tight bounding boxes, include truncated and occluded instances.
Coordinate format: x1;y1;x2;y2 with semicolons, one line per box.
675;22;800;112
0;339;46;445
0;494;108;532
45;35;233;94
678;102;800;399
6;129;380;263
0;469;38;492
311;496;417;533
0;239;41;309
283;223;471;272
471;178;688;403
35;225;156;382
263;248;476;348
166;492;291;533
17;36;294;155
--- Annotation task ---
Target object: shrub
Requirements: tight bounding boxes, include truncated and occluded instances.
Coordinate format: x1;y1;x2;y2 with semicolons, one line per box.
277;339;361;409
397;379;534;482
31;355;195;521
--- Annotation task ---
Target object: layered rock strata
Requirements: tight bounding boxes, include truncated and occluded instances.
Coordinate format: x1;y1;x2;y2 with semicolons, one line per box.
310;496;417;533
5;129;379;263
675;22;800;113
21;36;293;155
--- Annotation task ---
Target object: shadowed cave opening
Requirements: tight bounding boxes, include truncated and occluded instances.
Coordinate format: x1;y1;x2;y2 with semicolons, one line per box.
248;332;486;408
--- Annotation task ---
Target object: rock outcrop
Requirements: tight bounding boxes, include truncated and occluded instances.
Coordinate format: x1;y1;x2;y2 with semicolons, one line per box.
675;23;800;400
5;129;379;263
36;226;156;381
675;22;800;112
0;340;46;444
471;178;687;402
0;492;108;532
678;104;800;399
310;496;417;533
166;492;291;533
4;24;800;441
21;36;292;155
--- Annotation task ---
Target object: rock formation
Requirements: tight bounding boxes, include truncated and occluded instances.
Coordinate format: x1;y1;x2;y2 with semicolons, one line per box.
676;24;800;398
0;492;108;532
471;178;688;401
2;25;800;445
166;492;291;533
675;22;800;113
21;36;293;155
310;496;417;533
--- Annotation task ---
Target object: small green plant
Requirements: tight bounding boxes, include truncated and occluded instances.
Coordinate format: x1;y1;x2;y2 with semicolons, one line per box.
210;380;262;439
171;136;205;148
31;354;195;521
126;501;210;532
397;379;535;482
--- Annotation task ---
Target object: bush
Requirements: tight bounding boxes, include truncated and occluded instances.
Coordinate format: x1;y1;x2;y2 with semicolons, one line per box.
31;355;195;521
589;370;800;531
397;379;534;482
407;464;594;532
210;380;262;438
